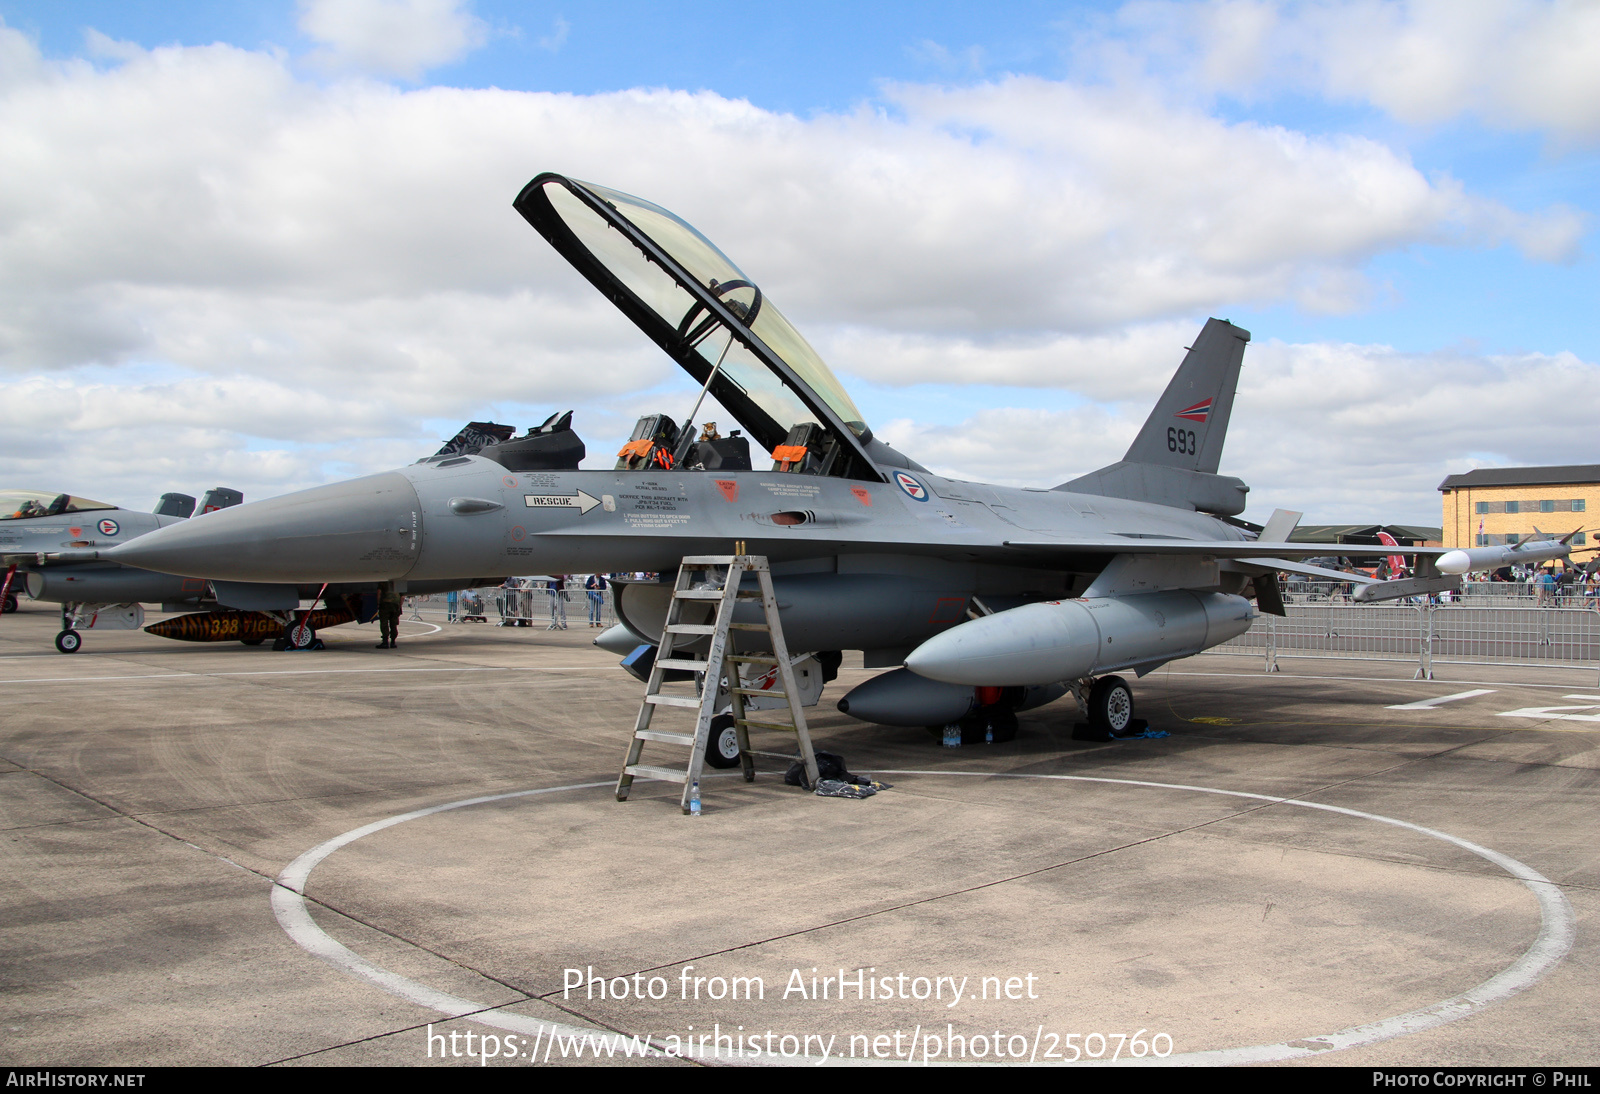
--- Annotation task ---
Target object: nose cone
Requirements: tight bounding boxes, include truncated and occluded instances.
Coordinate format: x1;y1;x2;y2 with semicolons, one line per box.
106;472;423;583
1437;550;1472;575
905;603;1092;687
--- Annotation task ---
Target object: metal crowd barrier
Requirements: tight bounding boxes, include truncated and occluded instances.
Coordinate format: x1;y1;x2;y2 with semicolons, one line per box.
1208;602;1600;680
1281;580;1597;608
405;586;618;630
403;585;1600;680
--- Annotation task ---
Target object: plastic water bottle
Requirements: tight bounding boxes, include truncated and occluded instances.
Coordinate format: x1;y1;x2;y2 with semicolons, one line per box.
689;779;702;815
942;724;961;748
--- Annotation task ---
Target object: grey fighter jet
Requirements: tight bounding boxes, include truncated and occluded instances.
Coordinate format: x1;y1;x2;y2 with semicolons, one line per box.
0;487;234;652
103;173;1446;736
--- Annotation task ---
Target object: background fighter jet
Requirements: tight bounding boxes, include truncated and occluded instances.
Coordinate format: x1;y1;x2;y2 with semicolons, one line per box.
1;486;238;652
104;174;1448;736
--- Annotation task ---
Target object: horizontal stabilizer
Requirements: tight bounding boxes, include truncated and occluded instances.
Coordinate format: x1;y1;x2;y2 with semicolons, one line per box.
1249;556;1380;585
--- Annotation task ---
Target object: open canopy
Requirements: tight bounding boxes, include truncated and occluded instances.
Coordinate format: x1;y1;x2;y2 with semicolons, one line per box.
514;174;883;481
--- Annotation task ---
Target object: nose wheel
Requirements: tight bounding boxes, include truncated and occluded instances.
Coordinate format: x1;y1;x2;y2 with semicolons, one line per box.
55;629;82;654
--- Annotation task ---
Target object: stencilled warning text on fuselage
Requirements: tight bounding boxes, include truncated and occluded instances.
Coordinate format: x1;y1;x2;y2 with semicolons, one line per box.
761;481;822;499
624;514;692;530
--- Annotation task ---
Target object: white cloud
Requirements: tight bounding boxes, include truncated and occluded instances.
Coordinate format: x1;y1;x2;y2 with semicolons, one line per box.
297;0;488;80
818;321;1201;399
881;339;1600;526
538;16;569;53
1107;0;1600;143
0;24;1588;515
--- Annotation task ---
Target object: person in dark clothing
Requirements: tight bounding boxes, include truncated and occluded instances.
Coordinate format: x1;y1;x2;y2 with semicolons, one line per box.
377;586;402;648
585;573;607;627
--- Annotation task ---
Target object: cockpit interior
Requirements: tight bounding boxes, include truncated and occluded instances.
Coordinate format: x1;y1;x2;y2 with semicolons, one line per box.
1;490;116;521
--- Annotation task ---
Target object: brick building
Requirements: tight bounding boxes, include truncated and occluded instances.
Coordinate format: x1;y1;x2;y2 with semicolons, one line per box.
1438;465;1597;566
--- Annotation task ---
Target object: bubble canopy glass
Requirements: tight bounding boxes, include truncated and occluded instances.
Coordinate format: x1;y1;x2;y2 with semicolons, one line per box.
1;490;115;521
514;174;882;481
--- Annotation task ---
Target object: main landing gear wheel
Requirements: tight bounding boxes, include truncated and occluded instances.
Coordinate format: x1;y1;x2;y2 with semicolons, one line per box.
240;637;265;646
704;713;743;770
1088;675;1134;735
2;593;16;614
55;629;82;654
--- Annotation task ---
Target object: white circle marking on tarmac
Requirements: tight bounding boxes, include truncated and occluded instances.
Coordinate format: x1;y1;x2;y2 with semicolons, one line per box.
272;773;1573;1067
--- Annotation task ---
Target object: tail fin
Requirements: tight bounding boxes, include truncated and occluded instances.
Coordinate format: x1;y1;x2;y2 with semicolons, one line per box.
1059;319;1252;515
196;488;243;516
1122;318;1249;474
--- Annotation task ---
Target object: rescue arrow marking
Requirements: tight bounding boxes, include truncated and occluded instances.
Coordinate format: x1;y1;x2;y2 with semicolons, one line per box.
523;490;600;515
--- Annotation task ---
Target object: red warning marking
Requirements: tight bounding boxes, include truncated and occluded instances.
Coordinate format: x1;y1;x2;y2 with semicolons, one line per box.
850;486;872;507
715;480;739;503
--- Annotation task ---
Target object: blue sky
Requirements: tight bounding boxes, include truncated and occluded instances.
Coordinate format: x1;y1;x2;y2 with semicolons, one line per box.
0;1;1595;524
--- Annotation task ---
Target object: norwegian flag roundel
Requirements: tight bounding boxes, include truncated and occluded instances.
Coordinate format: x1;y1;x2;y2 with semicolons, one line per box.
895;471;928;501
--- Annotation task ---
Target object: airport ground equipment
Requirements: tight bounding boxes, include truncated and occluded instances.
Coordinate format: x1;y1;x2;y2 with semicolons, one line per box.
617;553;820;813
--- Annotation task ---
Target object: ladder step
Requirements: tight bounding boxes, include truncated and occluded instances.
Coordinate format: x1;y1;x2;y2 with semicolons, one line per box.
745;748;803;761
645;694;702;709
673;589;726;600
726;654;778;664
664;623;716;635
626;764;688;783
730;687;787;699
654;658;705;672
635;729;695;747
680;555;737;565
738;719;797;732
728;622;770;631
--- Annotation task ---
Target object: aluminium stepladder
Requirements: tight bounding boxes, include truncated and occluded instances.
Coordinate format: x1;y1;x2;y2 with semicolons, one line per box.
616;552;821;813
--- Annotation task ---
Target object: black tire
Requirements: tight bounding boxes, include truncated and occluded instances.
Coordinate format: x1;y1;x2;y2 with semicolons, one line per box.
55;629;82;654
240;637;266;646
2;594;16;614
283;622;316;650
704;714;742;769
1088;675;1135;735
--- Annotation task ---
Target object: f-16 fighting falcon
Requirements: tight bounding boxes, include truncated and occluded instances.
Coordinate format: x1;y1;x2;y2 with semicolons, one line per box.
1;486;241;652
102;173;1452;737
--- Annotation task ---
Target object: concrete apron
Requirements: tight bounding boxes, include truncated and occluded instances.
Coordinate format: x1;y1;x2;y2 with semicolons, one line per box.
1;602;1597;1067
